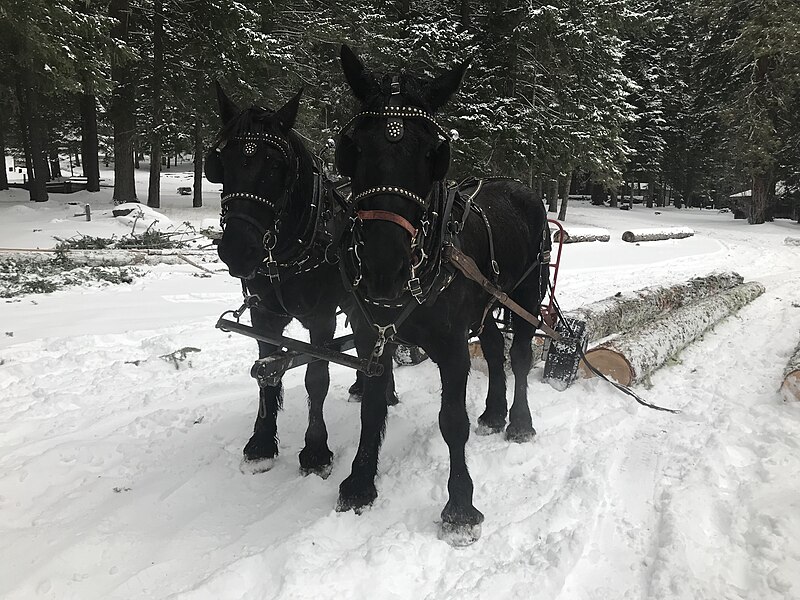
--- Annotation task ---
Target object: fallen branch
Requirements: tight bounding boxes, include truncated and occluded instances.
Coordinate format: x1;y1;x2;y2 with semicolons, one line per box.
781;339;800;402
581;282;765;385
622;227;694;242
0;248;219;268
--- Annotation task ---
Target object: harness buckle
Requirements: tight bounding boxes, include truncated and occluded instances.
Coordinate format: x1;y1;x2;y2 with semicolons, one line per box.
408;277;423;303
370;323;397;360
263;252;281;282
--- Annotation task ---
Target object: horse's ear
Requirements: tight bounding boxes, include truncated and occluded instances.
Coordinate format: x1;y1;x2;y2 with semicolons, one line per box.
432;140;450;181
340;44;378;103
205;149;224;183
427;59;471;112
335;133;357;177
215;81;239;125
275;88;303;132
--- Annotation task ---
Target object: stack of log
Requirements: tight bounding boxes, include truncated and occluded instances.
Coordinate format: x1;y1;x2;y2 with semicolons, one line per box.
579;279;764;385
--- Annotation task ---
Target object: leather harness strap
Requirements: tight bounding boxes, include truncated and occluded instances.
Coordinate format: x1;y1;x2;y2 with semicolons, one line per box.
444;245;561;341
357;209;418;238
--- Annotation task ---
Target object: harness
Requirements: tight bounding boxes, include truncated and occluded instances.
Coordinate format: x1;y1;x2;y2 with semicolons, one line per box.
215;128;349;316
336;78;554;366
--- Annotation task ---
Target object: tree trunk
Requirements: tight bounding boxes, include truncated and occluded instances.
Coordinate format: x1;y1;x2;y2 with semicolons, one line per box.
590;182;605;205
0;126;8;190
193;112;203;208
749;171;771;224
147;0;164;208
15;70;48;201
547;178;557;212
645;173;654;208
49;151;61;179
567;271;745;344
80;87;101;192
581;282;765;385
557;171;572;220
781;338;800;402
459;0;470;28
609;188;618;208
109;0;137;204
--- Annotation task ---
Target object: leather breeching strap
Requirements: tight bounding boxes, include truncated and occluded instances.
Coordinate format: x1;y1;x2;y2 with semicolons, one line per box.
443;245;561;341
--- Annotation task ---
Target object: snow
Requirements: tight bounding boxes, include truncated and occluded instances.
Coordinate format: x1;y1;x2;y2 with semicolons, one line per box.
1;179;800;599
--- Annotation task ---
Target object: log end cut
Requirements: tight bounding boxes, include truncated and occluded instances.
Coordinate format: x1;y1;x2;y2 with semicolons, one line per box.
580;348;634;386
781;370;800;402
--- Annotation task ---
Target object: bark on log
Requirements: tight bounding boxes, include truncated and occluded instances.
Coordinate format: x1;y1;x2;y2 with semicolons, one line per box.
622;227;694;242
567;272;745;343
581;282;765;385
553;227;610;244
781;340;800;402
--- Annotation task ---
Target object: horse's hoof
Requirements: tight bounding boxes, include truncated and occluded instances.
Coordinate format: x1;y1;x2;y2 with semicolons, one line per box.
301;462;333;479
348;392;363;403
387;391;400;407
476;420;505;436
239;456;276;474
505;426;537;443
299;447;333;479
438;521;482;547
336;478;377;513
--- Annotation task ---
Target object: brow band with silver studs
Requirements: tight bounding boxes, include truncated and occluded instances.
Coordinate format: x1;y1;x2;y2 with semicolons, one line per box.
220;192;278;212
340;110;449;139
353;186;428;209
231;134;290;162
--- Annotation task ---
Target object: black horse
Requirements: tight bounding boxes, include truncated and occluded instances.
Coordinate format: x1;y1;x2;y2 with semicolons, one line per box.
206;83;397;476
334;46;550;545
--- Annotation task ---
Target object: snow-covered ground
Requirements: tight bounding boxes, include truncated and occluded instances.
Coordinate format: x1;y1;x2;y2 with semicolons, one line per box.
2;169;800;600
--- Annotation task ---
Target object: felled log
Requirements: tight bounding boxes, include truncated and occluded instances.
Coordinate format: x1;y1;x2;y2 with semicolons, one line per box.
0;248;219;268
780;340;800;402
581;282;765;385
567;271;744;343
553;227;610;244
621;227;694;243
784;237;800;247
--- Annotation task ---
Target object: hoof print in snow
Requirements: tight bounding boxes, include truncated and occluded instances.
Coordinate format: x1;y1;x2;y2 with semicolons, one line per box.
505;427;536;443
112;486;132;493
239;457;276;475
438;521;482;547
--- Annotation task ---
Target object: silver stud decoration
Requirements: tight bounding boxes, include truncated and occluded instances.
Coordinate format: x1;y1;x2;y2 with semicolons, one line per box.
243;141;258;156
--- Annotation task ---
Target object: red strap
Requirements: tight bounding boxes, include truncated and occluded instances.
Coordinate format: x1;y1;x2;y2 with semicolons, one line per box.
357;210;418;238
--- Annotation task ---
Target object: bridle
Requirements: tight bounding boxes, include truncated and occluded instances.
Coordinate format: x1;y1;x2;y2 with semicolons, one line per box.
218;131;296;219
214;129;307;283
339;77;451;253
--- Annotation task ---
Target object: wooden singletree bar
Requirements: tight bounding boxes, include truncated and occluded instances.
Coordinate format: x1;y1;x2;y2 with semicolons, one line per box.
581;282;765;385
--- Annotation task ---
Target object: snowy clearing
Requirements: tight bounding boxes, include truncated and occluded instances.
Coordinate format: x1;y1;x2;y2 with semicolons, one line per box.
2;174;800;600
